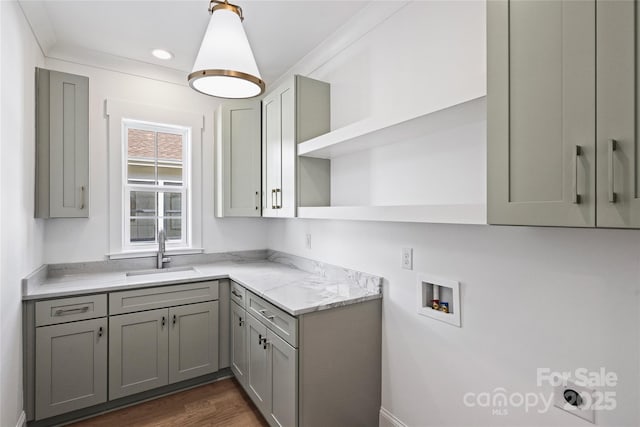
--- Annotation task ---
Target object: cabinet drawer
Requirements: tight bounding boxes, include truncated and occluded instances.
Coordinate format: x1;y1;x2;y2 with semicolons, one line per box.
36;294;107;327
109;281;219;315
230;281;246;308
247;292;297;347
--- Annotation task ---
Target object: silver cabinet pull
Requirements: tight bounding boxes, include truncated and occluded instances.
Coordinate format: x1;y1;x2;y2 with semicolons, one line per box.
263;339;269;350
161;316;166;328
239;316;244;327
608;139;617;203
172;314;177;325
572;145;582;204
255;191;259;211
259;309;275;320
54;306;89;316
80;186;85;210
271;189;276;209
275;188;281;209
231;290;243;299
98;326;103;337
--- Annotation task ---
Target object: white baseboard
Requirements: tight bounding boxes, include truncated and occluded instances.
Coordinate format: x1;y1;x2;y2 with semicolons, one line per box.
15;411;26;427
380;407;408;427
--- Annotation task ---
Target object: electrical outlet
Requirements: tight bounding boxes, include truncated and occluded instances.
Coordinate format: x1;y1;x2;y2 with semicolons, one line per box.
306;233;312;249
553;379;595;423
402;248;413;270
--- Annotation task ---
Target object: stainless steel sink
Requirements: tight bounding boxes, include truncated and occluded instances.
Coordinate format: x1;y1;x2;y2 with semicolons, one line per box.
126;266;197;277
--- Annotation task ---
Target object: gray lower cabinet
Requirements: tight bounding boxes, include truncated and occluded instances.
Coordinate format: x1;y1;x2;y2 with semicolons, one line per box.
35;317;107;420
246;313;270;414
169;301;219;383
245;311;298;427
108;309;169;400
109;285;220;400
230;301;247;386
266;329;297;427
26;281;221;423
230;283;380;427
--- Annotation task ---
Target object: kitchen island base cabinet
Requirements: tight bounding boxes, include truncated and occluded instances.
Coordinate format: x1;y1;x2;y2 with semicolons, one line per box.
35;318;107;420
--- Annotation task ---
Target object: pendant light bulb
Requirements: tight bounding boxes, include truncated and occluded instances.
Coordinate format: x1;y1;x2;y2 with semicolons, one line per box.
188;1;265;99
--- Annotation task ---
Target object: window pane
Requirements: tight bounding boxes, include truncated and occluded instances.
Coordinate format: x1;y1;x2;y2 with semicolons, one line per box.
163;218;182;241
163;192;182;217
128;162;155;183
158;132;183;185
128;128;157;183
130;191;156;217
130;218;156;242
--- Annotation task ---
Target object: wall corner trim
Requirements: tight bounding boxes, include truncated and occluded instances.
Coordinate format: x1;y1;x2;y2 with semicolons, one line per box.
379;407;408;427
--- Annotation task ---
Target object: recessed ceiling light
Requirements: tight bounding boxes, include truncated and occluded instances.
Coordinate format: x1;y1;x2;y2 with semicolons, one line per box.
152;49;173;60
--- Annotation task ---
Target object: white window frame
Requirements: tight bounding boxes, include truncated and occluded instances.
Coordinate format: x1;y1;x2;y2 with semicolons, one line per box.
106;100;204;258
122;119;190;251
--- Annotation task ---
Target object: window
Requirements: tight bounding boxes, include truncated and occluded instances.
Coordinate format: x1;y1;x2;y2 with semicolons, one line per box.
106;99;203;257
123;120;190;250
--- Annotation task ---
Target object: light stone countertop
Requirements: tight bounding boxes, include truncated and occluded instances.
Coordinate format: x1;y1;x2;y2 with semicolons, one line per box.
22;253;383;316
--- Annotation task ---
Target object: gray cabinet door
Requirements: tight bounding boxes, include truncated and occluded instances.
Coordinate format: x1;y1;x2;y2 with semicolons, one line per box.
215;101;261;217
262;90;283;218
35;318;107;420
230;301;247;386
168;301;219;383
266;330;298;427
487;0;596;227
596;0;640;228
246;313;269;414
36;68;89;218
109;309;169;400
279;82;297;218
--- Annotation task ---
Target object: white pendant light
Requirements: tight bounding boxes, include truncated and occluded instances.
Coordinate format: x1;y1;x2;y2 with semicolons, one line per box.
189;0;265;99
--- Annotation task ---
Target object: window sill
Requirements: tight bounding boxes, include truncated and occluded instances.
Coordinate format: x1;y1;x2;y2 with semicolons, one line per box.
107;248;205;260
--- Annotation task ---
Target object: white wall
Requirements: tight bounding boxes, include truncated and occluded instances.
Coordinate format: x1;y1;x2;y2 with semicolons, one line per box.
41;58;268;264
268;221;640;426
0;1;46;426
267;2;640;426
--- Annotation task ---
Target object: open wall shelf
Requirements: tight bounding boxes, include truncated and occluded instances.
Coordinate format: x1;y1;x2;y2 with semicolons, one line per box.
296;95;487;225
298;204;486;225
298;97;486;159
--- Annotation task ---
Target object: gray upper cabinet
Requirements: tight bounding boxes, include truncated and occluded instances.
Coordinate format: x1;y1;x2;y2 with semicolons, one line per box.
35;318;107;420
262;75;330;218
36;68;89;218
596;0;640;228
487;0;596;227
215;101;261;217
168;301;219;383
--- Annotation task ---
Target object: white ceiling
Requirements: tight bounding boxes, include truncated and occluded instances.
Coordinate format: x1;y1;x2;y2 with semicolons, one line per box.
18;0;369;84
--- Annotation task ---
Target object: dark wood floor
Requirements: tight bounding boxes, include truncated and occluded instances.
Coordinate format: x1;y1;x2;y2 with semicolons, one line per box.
68;378;268;427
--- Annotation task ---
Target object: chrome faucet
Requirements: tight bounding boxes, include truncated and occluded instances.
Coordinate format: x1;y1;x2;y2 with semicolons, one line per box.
157;229;171;269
